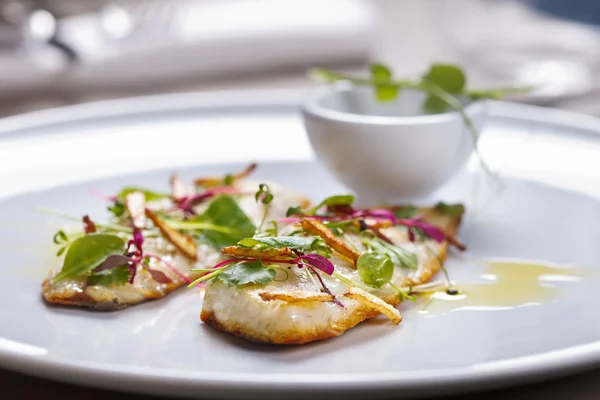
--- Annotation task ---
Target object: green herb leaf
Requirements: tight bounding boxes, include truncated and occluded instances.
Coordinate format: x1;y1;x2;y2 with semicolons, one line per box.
362;235;417;269
357;252;394;288
375;84;399;102
423;94;449;114
264;220;278;236
164;216;235;233
116;187;168;202
434;202;465;217
422;63;466;94
238;236;330;256
308;67;338;83
200;195;256;249
107;201;126;218
53;230;68;245
370;63;398;100
393;205;419;219
255;183;273;205
223;174;234;186
370;62;392;81
255;183;274;233
310;194;355;214
286;205;303;217
53;234;126;282
216;259;276;286
88;265;131;286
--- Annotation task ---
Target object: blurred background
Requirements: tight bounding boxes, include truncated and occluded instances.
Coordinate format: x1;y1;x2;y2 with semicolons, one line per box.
2;0;600;117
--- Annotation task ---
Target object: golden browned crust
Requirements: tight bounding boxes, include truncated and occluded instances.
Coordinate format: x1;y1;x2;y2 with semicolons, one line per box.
194;163;257;187
408;206;463;286
201;205;464;344
41;275;182;310
301;219;359;264
200;303;381;345
345;287;402;324
145;209;198;261
258;291;334;303
221;246;294;260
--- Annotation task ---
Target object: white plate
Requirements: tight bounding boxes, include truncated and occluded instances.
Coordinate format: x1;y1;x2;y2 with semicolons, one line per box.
2;91;600;399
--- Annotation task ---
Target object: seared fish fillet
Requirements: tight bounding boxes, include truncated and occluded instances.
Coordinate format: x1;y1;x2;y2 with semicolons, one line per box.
201;207;462;344
42;181;309;310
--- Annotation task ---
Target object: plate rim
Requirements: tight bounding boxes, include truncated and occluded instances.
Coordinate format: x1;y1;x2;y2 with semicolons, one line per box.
3;90;600;397
1;89;600;138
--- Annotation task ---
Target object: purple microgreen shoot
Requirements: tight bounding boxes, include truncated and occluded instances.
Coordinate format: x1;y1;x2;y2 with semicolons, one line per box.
145;254;191;283
89;188;117;202
175;186;242;216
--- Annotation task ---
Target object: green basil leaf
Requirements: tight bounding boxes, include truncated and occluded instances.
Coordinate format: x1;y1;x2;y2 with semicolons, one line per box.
53;234;126;282
200;195;256;249
88;265;131;286
116;187;168;202
216;260;276;287
357;252;394;288
422;63;466;93
434;202;465;217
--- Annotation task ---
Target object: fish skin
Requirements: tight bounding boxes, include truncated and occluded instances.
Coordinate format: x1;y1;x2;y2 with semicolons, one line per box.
200;207;463;344
42;180;309;310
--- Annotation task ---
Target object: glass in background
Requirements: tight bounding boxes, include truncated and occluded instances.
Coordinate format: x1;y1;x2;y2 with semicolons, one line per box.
428;0;600;103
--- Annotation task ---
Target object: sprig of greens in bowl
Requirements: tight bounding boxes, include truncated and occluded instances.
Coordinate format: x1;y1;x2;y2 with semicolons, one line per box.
310;62;531;187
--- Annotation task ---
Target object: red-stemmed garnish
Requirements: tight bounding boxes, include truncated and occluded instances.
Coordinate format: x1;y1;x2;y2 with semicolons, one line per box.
281;204;465;249
174;186;242;215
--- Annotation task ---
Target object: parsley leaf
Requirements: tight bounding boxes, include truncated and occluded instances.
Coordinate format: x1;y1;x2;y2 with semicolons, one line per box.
53;234;126;282
216;260;276;286
200;195;256;249
238;236;330;256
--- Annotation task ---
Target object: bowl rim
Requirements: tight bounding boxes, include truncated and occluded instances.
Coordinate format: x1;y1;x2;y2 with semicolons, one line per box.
301;82;486;126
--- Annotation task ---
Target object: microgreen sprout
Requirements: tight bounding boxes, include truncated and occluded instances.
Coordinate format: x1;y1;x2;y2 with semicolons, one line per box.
255;183;274;234
310;62;531;191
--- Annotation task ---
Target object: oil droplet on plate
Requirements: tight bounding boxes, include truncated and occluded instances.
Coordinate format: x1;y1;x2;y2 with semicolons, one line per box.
419;259;590;315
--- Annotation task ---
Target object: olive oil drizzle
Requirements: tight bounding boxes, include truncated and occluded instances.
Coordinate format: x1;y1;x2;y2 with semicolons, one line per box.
419;259;589;315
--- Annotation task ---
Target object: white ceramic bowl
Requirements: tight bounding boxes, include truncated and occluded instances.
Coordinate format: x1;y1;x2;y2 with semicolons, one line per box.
301;83;487;205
